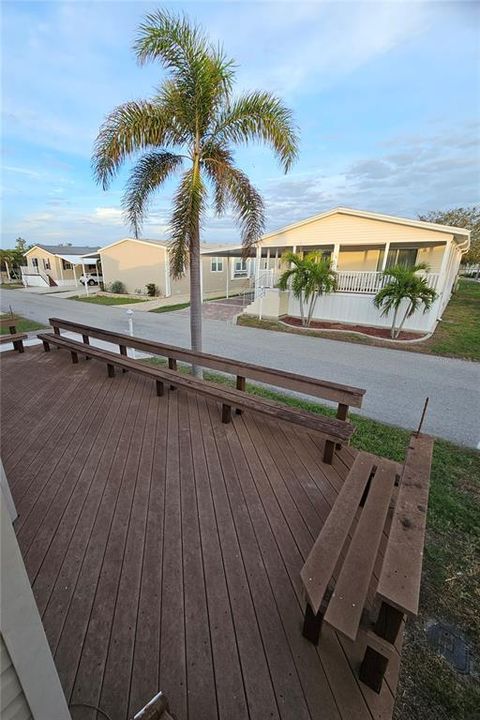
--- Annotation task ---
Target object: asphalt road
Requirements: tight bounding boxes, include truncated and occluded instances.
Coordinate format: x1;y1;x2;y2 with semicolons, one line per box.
2;289;479;449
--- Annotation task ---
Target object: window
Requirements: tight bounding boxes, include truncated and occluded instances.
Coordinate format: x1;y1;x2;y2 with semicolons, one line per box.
211;257;223;272
32;258;38;268
43;258;51;270
233;258;248;277
62;259;72;270
377;247;418;271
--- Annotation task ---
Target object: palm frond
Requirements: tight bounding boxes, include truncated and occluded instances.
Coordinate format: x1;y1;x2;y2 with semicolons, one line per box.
92;101;180;189
211;91;299;171
204;150;265;248
169;168;206;277
122;151;183;237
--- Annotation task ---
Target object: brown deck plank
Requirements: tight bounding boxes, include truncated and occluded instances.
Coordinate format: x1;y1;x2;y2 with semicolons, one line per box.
128;388;169;717
178;392;218;719
186;394;249;720
201;399;281;720
158;390;187;719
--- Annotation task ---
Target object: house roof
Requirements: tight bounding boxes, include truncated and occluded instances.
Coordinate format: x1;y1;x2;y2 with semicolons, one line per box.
260;207;471;249
25;244;101;257
98;237;168;253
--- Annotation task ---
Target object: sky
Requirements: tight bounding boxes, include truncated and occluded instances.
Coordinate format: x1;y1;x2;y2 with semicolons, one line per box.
1;0;479;249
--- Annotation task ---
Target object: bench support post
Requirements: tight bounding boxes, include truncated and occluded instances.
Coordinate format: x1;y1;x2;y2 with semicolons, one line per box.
302;603;323;645
156;380;164;397
70;350;79;364
222;404;232;424
42;340;51;352
336;403;349;449
168;358;177;390
107;363;115;378
323;440;335;465
119;344;128;372
53;326;60;336
82;335;91;360
13;339;24;353
359;646;389;693
235;376;245;414
374;602;404;644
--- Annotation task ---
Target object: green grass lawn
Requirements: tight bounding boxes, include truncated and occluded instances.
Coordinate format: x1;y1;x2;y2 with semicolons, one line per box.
238;279;480;362
144;355;480;718
149;301;190;313
0;283;23;290
0;315;46;334
71;294;148;305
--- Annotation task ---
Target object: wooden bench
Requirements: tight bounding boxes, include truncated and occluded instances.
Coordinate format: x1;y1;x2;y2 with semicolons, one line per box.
38;332;355;449
47;317;366;463
300;434;434;693
0;318;26;353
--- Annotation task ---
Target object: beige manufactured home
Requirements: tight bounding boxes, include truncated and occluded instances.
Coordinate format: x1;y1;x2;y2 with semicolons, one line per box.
202;207;470;334
98;237;251;298
22;245;100;288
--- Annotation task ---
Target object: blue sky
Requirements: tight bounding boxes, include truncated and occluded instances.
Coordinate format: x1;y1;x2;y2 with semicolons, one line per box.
1;0;479;249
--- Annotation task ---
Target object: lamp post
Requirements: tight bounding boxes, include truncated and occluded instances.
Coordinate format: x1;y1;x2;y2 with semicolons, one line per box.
126;309;135;359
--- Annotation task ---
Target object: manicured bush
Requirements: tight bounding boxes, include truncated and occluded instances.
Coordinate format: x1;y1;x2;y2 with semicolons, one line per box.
146;282;157;297
110;280;126;294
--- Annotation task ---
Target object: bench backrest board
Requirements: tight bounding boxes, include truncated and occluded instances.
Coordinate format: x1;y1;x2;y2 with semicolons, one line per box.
48;317;365;409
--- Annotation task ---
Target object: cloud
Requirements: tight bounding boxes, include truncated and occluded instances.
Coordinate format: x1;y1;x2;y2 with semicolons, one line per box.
263;122;480;227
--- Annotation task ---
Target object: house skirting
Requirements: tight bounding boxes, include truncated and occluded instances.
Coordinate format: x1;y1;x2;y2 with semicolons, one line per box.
244;289;445;334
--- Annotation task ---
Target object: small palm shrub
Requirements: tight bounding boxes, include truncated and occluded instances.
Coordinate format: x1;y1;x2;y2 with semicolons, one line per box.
146;283;157;297
373;263;438;338
277;252;336;327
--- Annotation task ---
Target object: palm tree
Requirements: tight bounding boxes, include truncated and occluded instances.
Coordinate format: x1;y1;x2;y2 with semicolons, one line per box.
92;10;298;375
373;263;438;339
277;252;336;327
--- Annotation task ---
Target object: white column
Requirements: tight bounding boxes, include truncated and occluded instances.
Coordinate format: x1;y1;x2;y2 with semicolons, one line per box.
381;242;390;272
437;241;452;297
59;260;64;285
82;263;89;296
331;243;340;270
164;248;171;297
73;264;78;287
255;245;261;283
226;257;230;299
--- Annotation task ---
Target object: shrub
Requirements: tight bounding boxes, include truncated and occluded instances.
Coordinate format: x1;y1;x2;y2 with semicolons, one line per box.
110;280;126;294
146;282;157;297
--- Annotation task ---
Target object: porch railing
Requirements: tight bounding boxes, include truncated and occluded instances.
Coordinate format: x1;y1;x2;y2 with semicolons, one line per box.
335;271;440;294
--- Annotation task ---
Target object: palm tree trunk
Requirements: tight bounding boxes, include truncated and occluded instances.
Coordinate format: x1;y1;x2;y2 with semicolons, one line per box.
190;229;203;378
395;302;413;338
299;293;306;326
391;305;399;338
306;293;319;327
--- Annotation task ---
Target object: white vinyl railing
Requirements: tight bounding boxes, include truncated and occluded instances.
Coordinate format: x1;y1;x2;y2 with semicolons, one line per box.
335;271;440;294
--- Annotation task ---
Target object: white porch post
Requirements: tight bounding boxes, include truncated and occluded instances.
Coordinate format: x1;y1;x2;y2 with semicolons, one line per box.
59;260;64;285
82;263;89;296
437;241;452;297
255;245;261;283
331;243;340;270
164;248;171;297
226;257;230;299
275;247;279;270
73;264;78;287
381;242;390;272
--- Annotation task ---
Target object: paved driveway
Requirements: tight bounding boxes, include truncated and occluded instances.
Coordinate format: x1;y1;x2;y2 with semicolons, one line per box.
2;289;479;449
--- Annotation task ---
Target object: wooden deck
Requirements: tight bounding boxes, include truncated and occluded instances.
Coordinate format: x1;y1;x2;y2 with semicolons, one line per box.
1;346;402;720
